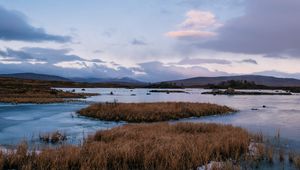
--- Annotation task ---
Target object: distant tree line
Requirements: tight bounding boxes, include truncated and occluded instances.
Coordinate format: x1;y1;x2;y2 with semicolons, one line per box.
145;82;182;89
206;80;268;89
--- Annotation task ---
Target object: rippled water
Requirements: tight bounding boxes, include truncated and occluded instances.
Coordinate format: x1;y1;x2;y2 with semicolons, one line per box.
1;88;300;150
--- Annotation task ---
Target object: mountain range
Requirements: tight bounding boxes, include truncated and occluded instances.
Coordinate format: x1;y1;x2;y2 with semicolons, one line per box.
0;73;144;85
1;73;300;87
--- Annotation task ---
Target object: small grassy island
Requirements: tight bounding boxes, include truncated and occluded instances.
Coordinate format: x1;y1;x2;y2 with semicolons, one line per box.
78;102;235;122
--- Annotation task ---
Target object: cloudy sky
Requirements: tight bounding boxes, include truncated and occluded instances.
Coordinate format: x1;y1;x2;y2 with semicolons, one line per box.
0;0;300;82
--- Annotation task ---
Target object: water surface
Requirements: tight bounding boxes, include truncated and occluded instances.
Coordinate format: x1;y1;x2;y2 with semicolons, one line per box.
1;88;300;150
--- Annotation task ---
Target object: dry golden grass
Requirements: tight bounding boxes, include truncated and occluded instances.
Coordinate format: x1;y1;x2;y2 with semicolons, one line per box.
78;102;235;122
0;97;65;104
0;77;99;104
0;123;251;170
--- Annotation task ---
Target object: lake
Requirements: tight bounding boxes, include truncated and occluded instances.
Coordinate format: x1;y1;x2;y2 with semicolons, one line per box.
1;88;300;150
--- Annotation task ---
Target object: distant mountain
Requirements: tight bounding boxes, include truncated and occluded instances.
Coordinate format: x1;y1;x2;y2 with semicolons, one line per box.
70;77;145;84
0;73;145;85
0;73;71;82
165;75;300;87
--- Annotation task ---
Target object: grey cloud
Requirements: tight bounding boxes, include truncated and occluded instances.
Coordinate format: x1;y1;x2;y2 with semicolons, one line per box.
253;70;300;80
0;48;33;60
93;50;104;54
131;39;147;46
0;48;82;63
239;59;257;64
137;61;229;82
0;62;136;79
0;47;232;82
177;58;231;65
198;0;300;58
179;0;244;8
90;59;104;63
0;6;71;42
0;47;107;66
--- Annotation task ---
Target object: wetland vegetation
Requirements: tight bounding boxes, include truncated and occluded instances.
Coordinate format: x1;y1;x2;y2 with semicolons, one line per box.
0;77;97;104
78;102;235;123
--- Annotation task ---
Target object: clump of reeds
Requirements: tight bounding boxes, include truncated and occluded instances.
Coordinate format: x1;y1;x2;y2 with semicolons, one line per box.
294;155;300;169
289;151;295;163
78;102;236;122
39;131;67;144
279;148;285;162
266;146;274;164
0;151;4;170
0;123;251;170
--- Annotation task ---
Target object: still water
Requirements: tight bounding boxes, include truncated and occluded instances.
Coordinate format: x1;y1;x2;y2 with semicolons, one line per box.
0;88;300;150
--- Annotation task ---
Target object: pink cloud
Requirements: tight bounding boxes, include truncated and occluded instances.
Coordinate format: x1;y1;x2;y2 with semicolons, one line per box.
181;10;219;30
166;10;220;40
166;30;216;39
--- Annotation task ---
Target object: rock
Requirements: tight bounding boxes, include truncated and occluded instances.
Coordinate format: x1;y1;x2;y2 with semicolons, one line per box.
197;161;223;170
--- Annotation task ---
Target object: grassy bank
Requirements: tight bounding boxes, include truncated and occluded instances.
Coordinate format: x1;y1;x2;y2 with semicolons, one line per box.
0;77;97;104
0;123;252;170
78;102;235;122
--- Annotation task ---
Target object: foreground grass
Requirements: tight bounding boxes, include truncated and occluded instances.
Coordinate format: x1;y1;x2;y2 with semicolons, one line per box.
78;102;235;122
0;123;251;170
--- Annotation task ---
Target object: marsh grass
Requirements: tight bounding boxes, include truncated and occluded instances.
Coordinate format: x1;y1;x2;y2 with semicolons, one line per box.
0;123;251;170
78;102;235;122
0;77;97;104
1;123;299;169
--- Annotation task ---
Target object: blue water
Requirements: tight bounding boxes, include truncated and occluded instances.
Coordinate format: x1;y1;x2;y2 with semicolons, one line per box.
0;102;124;146
1;88;300;151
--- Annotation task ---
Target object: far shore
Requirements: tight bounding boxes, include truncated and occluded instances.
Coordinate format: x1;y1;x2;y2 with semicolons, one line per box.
202;90;292;95
0;77;98;104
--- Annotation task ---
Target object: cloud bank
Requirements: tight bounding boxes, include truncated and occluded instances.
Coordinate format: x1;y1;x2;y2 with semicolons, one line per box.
0;6;71;42
173;0;300;58
0;47;228;82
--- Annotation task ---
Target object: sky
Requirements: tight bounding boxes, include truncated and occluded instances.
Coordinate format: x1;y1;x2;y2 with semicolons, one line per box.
0;0;300;82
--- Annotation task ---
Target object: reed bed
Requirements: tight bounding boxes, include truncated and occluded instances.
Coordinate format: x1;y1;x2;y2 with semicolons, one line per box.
0;123;251;170
78;102;235;122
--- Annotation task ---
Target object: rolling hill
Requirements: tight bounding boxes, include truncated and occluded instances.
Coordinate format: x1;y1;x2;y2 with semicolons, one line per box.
165;75;300;87
0;73;71;82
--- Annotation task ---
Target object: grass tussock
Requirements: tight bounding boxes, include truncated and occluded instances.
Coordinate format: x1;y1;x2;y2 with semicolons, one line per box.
78;102;235;122
0;123;251;170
